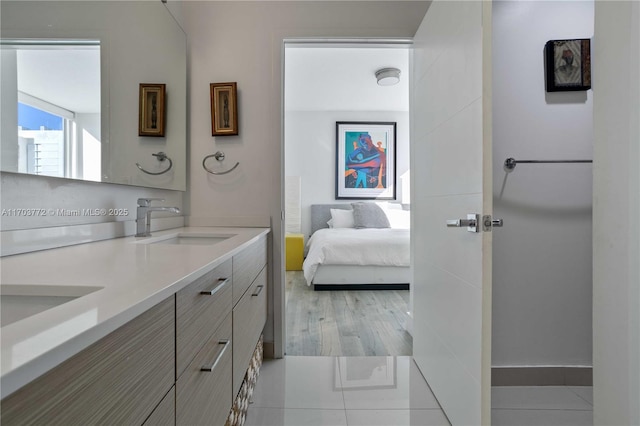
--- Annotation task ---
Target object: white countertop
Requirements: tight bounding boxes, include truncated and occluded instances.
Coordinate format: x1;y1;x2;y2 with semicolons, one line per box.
0;226;270;399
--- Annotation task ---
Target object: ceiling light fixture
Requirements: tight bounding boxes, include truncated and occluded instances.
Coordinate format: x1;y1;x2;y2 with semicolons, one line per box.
375;67;401;86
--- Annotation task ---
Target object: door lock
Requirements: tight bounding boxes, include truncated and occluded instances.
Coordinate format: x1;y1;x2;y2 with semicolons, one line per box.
482;215;503;232
446;214;503;233
446;214;480;233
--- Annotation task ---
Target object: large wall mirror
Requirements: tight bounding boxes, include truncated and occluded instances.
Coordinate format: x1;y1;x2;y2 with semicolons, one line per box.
0;1;187;191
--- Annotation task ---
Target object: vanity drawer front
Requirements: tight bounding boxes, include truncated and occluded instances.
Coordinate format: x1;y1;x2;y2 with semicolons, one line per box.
232;266;267;396
232;234;267;306
176;314;232;426
143;386;175;426
1;297;175;426
176;259;232;377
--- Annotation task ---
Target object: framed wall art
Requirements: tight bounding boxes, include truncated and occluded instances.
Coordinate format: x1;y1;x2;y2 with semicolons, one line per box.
138;83;166;137
336;121;396;200
210;82;238;136
545;39;591;92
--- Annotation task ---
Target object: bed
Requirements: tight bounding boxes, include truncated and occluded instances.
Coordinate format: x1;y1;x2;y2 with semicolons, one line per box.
303;203;410;290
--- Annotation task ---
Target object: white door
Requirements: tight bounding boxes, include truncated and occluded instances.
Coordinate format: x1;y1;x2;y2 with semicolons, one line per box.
410;1;492;425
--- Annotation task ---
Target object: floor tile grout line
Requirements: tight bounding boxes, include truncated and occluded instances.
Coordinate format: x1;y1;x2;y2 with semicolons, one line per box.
336;355;348;413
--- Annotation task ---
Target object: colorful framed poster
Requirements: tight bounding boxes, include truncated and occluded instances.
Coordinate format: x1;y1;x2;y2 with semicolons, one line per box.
336;121;396;200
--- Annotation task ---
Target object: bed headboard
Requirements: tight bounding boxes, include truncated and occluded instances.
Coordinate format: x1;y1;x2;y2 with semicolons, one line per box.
310;204;352;235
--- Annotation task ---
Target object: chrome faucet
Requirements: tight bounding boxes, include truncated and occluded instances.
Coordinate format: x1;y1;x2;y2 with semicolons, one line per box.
136;198;181;237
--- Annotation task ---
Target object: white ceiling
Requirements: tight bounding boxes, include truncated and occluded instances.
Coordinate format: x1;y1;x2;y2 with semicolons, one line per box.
285;46;409;112
16;44;407;114
17;48;101;114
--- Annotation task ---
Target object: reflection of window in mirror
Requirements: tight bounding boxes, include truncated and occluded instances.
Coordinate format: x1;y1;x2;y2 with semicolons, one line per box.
1;40;101;181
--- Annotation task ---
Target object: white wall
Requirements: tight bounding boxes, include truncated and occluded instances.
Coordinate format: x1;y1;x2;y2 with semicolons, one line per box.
286;110;410;238
0;172;183;232
492;1;594;367
1;50;19;172
182;1;429;356
593;2;640;424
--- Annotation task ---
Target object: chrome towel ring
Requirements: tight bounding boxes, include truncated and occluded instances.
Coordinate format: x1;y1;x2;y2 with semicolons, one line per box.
203;151;240;175
136;152;173;175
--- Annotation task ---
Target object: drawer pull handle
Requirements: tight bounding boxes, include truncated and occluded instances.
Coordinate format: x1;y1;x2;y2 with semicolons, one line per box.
200;339;230;372
251;285;264;297
200;277;230;296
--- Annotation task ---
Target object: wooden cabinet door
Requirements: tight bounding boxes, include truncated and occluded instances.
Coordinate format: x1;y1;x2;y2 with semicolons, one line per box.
1;297;175;426
232;266;267;396
176;259;232;377
143;387;175;426
176;314;232;426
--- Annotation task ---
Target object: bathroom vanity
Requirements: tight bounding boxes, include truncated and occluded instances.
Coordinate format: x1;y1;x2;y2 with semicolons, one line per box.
0;227;269;425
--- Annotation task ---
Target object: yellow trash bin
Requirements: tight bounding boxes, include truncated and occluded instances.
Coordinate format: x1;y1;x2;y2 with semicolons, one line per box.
285;233;304;271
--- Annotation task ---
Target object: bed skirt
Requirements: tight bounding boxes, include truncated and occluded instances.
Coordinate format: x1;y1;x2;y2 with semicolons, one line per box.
311;265;410;290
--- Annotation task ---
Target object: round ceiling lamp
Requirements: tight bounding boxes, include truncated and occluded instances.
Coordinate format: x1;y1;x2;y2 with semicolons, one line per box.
375;67;401;86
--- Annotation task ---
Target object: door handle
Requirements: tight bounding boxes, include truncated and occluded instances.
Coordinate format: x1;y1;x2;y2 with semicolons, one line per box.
200;340;230;372
251;285;264;297
446;214;479;233
200;277;230;296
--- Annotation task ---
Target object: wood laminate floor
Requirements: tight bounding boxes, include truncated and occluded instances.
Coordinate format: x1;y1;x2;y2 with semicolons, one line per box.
285;271;412;356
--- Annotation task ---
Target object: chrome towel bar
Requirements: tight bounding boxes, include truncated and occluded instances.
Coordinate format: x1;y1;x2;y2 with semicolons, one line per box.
504;157;592;172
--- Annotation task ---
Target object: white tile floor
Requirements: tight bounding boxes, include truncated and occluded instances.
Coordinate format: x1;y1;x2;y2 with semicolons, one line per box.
245;356;594;426
245;356;449;426
492;386;593;426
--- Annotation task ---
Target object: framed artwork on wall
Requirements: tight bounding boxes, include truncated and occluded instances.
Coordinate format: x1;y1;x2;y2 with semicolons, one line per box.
545;39;591;92
335;121;396;200
210;82;238;136
138;83;166;137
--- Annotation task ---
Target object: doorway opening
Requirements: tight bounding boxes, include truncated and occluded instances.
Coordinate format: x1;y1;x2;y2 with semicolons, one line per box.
283;41;413;357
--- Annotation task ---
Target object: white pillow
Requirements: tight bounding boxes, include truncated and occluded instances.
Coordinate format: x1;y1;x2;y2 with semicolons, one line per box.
384;209;410;229
329;208;354;228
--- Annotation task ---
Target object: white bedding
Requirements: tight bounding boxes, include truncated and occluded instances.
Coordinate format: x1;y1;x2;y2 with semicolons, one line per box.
303;228;410;285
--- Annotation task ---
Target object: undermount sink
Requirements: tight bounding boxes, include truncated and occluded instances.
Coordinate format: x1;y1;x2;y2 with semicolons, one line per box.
0;285;103;327
137;233;236;246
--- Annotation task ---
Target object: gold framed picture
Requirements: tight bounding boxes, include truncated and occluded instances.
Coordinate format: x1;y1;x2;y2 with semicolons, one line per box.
138;83;166;137
210;82;238;136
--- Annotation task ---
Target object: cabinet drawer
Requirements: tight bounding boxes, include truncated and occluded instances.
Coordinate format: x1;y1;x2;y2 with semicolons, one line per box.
232;266;267;397
143;387;175;426
1;297;175;426
176;314;232;426
232;235;267;306
176;259;232;377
